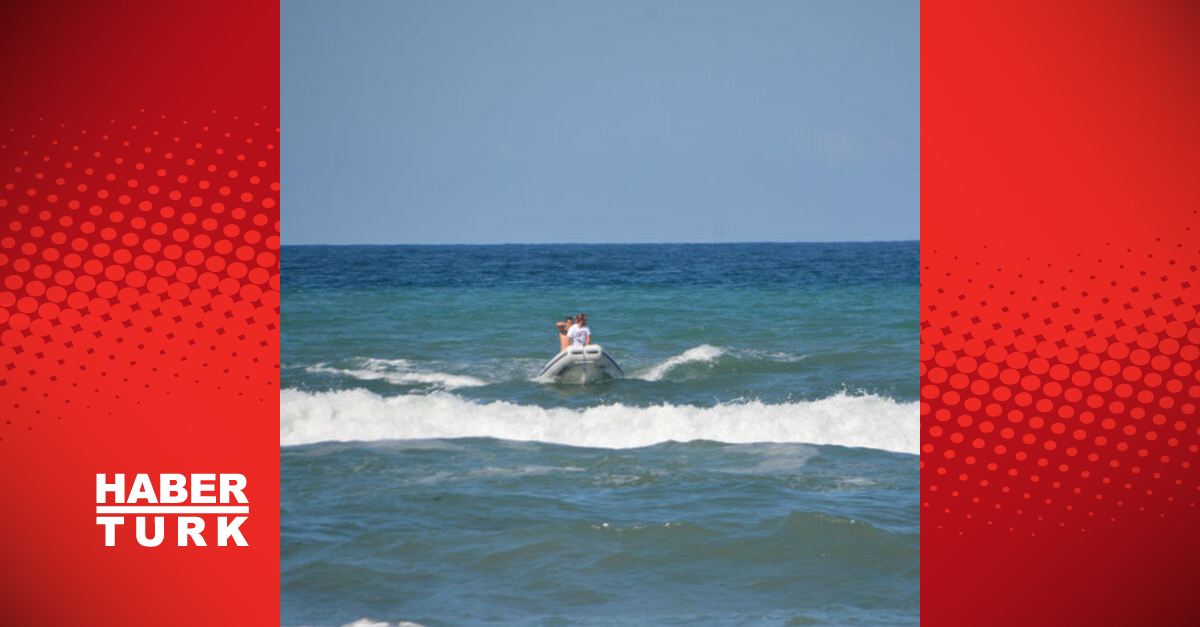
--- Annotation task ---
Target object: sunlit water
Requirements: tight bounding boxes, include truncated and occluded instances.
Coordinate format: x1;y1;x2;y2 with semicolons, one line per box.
281;242;918;626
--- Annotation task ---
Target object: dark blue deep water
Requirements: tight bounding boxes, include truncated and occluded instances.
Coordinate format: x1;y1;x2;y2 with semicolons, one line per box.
281;242;919;626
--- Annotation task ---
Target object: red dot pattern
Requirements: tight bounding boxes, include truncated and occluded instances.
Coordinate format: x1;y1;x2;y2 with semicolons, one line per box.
0;109;280;444
922;230;1200;534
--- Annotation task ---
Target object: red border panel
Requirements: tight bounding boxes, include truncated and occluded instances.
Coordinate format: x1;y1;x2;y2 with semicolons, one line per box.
0;2;279;625
924;1;1200;625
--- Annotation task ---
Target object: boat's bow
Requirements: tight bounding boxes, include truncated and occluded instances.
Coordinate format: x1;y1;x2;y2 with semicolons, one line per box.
538;345;624;384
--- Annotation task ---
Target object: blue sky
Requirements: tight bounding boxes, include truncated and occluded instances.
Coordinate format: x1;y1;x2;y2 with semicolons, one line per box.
282;0;918;244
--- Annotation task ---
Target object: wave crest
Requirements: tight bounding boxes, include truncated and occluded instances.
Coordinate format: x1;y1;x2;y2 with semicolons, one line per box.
280;389;918;453
290;620;430;627
637;344;726;381
304;357;486;389
634;344;807;381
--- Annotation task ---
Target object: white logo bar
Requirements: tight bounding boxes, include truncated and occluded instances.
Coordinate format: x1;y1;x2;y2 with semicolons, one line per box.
96;506;250;514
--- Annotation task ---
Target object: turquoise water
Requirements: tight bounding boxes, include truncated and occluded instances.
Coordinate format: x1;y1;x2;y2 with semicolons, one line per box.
281;242;919;626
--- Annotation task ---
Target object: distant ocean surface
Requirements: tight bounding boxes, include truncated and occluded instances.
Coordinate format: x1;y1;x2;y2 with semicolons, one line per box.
281;242;919;627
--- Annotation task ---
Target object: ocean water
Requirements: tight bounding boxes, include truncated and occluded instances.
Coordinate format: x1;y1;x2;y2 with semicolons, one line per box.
281;242;919;627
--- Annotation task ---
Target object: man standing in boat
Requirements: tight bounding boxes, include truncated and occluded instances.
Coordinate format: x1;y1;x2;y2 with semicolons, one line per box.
555;316;574;351
539;312;621;382
568;313;591;346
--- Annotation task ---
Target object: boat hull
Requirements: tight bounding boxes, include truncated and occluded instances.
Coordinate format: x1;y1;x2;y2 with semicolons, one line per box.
538;345;624;384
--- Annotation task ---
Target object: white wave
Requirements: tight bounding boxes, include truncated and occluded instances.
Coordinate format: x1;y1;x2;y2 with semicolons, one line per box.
742;349;809;363
279;389;919;454
304;357;486;390
637;344;727;381
288;620;429;627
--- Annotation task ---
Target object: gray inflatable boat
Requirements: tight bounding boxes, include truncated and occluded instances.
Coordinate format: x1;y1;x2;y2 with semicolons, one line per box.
538;345;624;384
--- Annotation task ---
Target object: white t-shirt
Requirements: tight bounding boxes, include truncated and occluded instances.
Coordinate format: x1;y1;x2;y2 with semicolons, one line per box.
568;324;590;346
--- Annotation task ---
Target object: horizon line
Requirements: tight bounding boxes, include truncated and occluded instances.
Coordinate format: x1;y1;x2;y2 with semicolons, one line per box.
280;238;920;247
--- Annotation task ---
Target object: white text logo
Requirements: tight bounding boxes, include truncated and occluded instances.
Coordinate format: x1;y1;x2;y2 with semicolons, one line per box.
95;474;250;547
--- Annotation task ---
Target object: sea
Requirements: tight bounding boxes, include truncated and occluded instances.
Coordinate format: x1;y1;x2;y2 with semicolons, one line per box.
280;242;919;627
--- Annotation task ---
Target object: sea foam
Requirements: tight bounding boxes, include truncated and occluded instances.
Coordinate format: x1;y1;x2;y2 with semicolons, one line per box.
290;620;429;627
633;344;807;381
280;389;918;454
636;344;727;381
304;357;486;389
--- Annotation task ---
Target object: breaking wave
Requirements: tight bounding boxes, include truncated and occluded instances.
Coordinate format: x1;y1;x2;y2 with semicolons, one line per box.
288;620;430;627
279;389;918;454
634;344;807;381
637;344;727;381
304;357;486;389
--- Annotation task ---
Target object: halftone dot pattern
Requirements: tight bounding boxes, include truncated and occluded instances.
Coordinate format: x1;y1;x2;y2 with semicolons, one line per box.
0;109;280;445
0;2;281;624
922;224;1200;534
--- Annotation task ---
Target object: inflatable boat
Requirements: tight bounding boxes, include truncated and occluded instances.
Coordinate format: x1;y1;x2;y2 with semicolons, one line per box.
538;345;624;384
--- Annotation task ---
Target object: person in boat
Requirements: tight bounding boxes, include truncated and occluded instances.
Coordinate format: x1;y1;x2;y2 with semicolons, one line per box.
556;316;574;351
568;313;591;346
